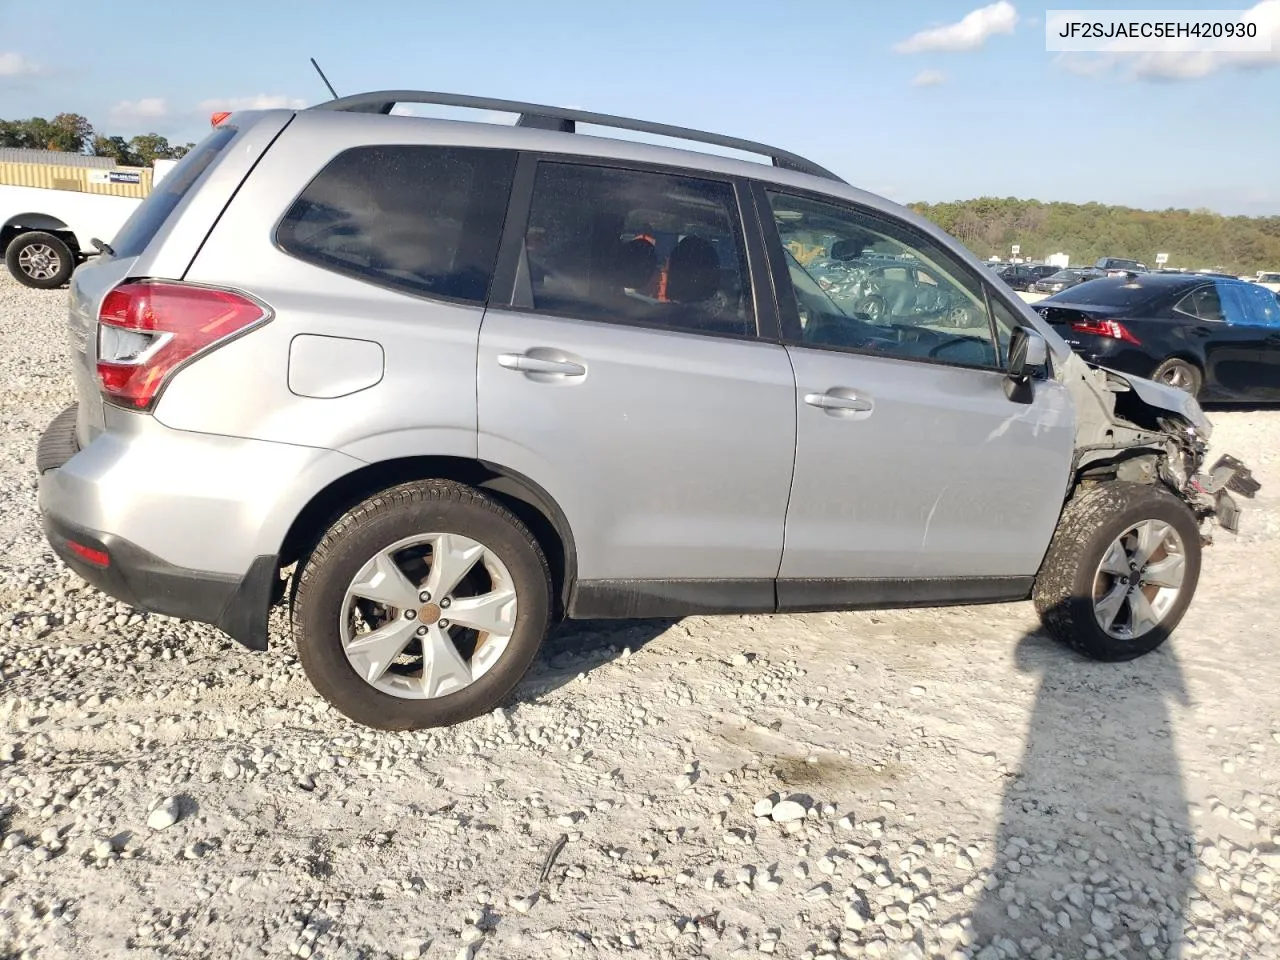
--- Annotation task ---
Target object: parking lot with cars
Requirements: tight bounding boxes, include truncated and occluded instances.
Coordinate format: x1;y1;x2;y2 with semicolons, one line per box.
3;259;1280;958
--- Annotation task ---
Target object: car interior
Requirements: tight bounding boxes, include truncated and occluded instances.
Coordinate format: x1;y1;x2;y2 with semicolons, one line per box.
771;204;1003;368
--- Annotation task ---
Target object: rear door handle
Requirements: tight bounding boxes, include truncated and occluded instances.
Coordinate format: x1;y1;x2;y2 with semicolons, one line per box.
804;391;873;412
497;353;586;376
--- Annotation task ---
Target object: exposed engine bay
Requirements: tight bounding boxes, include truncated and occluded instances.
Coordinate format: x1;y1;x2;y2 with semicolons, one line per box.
1056;351;1260;536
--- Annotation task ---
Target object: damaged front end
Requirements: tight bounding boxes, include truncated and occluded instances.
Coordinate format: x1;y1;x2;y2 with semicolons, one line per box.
1058;352;1260;537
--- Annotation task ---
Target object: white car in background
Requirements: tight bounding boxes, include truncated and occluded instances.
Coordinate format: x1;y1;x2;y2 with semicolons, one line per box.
1249;271;1280;293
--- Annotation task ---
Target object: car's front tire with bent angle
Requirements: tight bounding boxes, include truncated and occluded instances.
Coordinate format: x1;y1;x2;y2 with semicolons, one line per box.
1033;481;1201;661
292;479;552;730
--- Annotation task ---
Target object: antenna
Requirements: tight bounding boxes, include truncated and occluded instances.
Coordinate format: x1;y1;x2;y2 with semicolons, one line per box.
310;58;339;100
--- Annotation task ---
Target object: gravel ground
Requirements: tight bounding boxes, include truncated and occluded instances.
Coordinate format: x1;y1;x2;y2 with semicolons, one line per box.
1;272;1278;960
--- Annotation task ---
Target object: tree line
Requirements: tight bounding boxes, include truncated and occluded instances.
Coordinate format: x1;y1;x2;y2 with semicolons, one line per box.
909;197;1280;274
0;113;195;168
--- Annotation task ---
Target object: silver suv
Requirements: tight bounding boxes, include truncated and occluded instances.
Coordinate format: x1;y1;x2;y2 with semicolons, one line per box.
36;91;1258;730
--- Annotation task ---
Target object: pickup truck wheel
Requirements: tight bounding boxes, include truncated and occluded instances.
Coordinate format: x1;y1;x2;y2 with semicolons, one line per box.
6;232;74;289
1033;481;1201;661
292;479;552;730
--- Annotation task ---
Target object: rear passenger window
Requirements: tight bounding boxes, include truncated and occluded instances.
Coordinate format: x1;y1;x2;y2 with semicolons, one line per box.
110;126;237;258
1175;285;1224;322
276;145;517;304
516;162;755;337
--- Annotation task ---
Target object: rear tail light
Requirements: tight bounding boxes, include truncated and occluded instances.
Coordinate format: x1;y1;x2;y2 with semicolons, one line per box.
97;281;270;410
1069;317;1141;345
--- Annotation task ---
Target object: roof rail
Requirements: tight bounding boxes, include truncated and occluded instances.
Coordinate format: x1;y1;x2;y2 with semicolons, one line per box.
307;90;845;183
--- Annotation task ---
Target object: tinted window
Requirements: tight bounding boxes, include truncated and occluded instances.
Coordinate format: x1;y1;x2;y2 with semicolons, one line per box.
766;190;1012;370
516;163;754;337
1175;285;1224;322
277;145;517;304
110;126;237;258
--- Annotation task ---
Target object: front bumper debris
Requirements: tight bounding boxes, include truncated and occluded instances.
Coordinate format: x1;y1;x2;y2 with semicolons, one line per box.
1190;453;1260;533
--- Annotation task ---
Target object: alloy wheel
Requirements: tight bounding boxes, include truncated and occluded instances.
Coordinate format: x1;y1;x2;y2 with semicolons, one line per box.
17;244;61;281
1092;519;1187;640
1157;363;1194;392
340;532;517;699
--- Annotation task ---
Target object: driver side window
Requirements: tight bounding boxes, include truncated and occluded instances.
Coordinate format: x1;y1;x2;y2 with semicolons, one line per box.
766;191;1010;370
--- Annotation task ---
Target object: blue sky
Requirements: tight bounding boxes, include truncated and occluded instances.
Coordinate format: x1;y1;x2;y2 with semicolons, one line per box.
2;0;1278;215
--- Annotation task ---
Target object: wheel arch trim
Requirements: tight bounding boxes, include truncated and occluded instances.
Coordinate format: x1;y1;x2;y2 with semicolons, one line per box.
277;454;578;616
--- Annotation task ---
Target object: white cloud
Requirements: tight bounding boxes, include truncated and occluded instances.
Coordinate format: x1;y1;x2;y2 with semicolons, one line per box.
1055;0;1280;81
894;1;1018;53
0;51;39;76
109;98;168;124
198;94;307;111
911;69;947;87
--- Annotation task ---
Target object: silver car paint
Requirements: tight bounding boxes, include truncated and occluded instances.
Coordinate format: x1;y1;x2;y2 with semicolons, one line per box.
37;409;362;574
44;105;1206;594
477;311;797;579
781;348;1075;579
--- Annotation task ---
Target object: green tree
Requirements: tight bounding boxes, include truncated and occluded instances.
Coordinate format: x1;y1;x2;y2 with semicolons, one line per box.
91;134;139;166
49;112;94;153
126;133;192;164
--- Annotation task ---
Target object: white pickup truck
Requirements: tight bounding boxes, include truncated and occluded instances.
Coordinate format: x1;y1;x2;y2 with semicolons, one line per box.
0;149;175;288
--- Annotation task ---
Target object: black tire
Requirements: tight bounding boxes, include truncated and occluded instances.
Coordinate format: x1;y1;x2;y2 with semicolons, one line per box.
5;232;74;289
1033;481;1201;661
1151;357;1202;397
292;479;552;730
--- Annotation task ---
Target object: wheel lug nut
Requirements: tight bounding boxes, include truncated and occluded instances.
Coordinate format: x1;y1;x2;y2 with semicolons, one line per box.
419;591;431;602
438;619;450;629
415;625;427;636
404;609;416;620
440;597;451;608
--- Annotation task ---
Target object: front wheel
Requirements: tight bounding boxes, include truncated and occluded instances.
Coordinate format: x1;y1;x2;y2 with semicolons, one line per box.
292;479;552;730
1033;482;1201;661
6;232;75;289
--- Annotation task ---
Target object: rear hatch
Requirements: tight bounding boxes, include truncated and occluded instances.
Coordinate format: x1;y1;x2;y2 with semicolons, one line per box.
67;113;294;445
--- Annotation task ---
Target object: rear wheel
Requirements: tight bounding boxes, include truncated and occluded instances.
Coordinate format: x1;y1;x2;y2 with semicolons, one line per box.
292;479;552;730
1151;357;1202;397
1033;482;1201;661
5;232;74;289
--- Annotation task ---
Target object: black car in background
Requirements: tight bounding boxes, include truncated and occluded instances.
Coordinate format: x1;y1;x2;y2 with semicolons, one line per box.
997;263;1058;291
1032;267;1105;294
1096;257;1149;275
1033;273;1280;402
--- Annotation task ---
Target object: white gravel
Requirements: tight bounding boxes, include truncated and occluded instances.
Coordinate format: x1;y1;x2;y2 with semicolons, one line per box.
1;271;1279;959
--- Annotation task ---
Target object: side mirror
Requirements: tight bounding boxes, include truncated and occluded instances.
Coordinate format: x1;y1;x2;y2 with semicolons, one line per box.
1005;325;1048;403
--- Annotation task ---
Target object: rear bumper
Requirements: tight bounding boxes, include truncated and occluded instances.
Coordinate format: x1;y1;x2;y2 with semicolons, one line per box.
42;511;277;650
34;402;362;651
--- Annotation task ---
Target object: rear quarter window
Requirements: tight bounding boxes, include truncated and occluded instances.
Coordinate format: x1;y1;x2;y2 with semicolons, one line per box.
109;126;237;258
275;144;517;305
1057;278;1164;311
